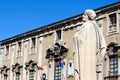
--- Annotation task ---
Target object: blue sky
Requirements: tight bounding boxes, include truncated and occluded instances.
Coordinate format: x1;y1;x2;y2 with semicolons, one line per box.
0;0;119;41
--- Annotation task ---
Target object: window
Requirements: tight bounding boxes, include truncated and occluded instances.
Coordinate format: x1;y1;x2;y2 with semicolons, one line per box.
31;37;36;48
17;42;22;57
109;56;118;76
107;13;118;35
4;75;7;80
4;46;9;60
55;66;61;80
31;37;36;53
18;42;22;51
109;13;116;25
6;46;9;56
56;30;62;41
54;60;62;80
29;71;35;80
16;73;20;80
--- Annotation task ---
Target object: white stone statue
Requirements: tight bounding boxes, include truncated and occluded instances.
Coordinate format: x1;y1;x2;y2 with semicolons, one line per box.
73;9;106;80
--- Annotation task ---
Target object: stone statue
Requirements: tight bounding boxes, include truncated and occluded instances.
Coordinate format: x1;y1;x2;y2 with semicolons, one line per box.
73;9;106;80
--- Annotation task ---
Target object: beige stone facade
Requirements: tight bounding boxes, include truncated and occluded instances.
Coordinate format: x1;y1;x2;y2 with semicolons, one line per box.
0;1;120;80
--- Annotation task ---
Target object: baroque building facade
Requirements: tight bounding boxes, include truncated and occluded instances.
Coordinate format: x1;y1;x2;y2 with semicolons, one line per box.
0;1;120;80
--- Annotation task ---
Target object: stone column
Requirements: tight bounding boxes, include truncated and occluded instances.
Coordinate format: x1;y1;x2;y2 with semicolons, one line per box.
10;44;15;80
37;37;43;80
62;59;67;80
48;59;54;80
23;40;29;80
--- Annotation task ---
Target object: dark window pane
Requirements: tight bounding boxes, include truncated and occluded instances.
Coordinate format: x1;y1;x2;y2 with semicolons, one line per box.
56;30;61;40
109;56;118;76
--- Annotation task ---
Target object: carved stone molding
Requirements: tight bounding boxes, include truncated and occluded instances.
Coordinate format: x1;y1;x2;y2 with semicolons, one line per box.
107;42;120;56
46;40;68;59
12;63;23;73
25;60;37;71
0;65;10;75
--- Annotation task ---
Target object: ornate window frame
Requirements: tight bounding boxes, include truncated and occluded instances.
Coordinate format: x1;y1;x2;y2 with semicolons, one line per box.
0;65;10;78
106;42;120;78
4;45;10;60
12;63;23;80
54;29;63;43
16;41;22;58
25;60;37;80
30;37;36;54
107;11;119;35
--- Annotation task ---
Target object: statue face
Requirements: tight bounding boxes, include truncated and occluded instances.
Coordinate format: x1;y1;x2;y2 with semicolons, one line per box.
82;13;89;22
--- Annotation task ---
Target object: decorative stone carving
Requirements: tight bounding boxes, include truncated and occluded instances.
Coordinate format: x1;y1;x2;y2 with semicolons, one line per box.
12;63;23;73
107;42;120;56
45;41;68;59
0;65;10;75
25;60;37;71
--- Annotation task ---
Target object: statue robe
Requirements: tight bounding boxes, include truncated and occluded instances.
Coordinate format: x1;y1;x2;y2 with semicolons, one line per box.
73;21;106;80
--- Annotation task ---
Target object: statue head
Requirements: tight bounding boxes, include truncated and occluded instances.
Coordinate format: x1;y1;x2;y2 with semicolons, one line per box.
83;9;96;21
85;9;96;20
